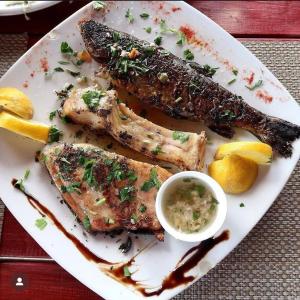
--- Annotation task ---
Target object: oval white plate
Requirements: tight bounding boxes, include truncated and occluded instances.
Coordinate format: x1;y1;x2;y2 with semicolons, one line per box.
0;1;299;300
0;1;60;16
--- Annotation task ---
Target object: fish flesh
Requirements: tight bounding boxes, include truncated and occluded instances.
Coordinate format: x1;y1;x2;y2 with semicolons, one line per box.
62;87;206;170
42;143;171;240
80;20;300;157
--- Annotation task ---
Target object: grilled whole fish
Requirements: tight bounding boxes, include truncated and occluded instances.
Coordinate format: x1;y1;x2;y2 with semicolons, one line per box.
62;87;206;170
42;143;171;240
80;20;300;157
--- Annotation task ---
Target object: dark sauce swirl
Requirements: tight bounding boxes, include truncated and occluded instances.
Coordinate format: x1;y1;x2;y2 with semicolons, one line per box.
12;178;113;265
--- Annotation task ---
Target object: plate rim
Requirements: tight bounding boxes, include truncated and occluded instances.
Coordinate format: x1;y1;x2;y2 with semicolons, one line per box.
0;1;299;299
0;1;60;16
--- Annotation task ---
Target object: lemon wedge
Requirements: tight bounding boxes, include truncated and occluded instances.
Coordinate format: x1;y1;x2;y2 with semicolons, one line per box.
208;154;258;194
0;111;50;143
215;141;272;164
0;87;34;119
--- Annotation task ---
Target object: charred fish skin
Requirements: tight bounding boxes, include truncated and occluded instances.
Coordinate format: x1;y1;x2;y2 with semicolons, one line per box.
80;20;300;157
42;143;170;240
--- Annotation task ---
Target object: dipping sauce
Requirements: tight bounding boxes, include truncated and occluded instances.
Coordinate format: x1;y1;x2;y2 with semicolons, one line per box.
163;178;218;233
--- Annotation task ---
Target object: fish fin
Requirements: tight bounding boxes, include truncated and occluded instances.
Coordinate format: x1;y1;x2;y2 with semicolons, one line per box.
208;124;235;138
254;117;300;157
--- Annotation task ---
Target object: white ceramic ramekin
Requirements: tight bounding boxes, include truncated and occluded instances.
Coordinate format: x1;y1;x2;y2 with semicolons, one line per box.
156;171;227;242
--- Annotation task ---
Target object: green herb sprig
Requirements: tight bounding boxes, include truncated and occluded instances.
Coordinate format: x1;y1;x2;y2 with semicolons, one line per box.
172;131;189;143
141;168;161;192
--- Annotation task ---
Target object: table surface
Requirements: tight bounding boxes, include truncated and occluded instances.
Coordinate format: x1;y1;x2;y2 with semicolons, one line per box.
0;1;299;299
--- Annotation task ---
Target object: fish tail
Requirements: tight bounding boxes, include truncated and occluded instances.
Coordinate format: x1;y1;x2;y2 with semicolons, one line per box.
254;116;300;157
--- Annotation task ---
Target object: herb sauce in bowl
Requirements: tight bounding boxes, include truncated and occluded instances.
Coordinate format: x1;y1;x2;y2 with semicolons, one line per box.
164;178;218;233
156;171;227;242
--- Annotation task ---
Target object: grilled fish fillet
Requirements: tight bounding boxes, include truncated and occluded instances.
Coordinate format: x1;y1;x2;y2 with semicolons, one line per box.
42;143;171;240
62;88;206;170
80;20;300;157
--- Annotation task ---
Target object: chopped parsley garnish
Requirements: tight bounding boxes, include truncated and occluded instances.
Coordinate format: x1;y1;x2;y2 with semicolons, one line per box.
82;90;104;109
183;49;194;61
228;78;236;85
246;79;263;91
125;8;134;23
35;218;47;230
24;169;30;180
203;64;219;77
232;68;239;76
130;214;138;224
240;203;245;207
192;211;200;221
176;31;186;46
15;169;30;192
172;131;189;143
195;184;205;196
54;67;64;72
151;145;163;155
83;215;91;231
144;46;155;56
65;69;80;77
127;170;138;183
119;185;135;202
160;19;176;34
140;12;149;19
112;31;120;42
141;168;161;192
60;41;74;55
81;159;96;187
60;42;86;67
107;161;135;183
60;115;71;124
116;57;149;75
93;1;106;10
49;110;57;121
75;59;84;66
144;27;152;33
219;110;236;121
183;178;192;182
61;182;81;194
48;126;62;143
139;204;147;213
95;197;106;206
210;197;219;212
123;266;131;277
154;36;162;45
58;60;70;65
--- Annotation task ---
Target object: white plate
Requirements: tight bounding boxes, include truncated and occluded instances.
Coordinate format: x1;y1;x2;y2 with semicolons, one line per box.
0;1;299;299
0;1;60;16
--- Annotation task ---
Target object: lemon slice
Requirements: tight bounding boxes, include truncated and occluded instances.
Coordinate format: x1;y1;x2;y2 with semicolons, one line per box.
208;154;258;194
0;87;34;119
215;141;273;164
0;111;50;143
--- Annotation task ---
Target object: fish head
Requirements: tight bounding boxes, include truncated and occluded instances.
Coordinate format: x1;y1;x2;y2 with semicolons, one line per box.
79;20;113;63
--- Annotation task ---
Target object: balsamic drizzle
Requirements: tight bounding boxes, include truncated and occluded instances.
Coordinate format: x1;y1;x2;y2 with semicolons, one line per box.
12;178;229;296
12;178;113;265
